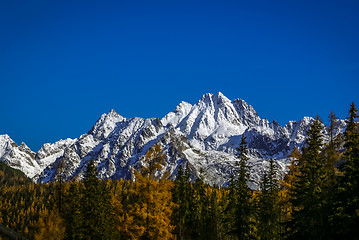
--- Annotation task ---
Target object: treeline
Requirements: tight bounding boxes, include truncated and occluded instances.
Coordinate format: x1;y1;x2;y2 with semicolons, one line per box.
0;103;358;240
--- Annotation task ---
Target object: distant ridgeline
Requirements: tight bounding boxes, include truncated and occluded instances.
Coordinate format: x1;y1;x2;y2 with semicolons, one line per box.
0;101;358;240
0;93;347;189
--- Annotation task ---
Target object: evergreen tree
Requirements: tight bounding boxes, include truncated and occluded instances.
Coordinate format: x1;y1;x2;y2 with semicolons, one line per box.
227;134;257;239
191;176;206;239
325;111;342;176
203;188;222;240
81;159;116;240
55;160;66;214
320;112;342;238
173;163;227;240
63;180;84;240
331;103;359;239
258;159;281;240
343;103;359;160
225;164;239;236
288;116;331;240
173;162;204;240
172;165;188;240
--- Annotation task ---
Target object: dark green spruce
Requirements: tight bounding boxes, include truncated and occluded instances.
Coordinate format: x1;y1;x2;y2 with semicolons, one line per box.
258;158;281;240
330;103;359;239
288;116;332;240
226;135;257;239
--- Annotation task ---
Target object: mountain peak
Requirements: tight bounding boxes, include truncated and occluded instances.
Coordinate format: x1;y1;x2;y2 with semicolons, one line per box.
174;101;192;113
197;92;233;108
0;135;39;179
214;91;225;98
214;91;230;102
89;109;126;139
232;98;260;126
0;134;17;149
232;99;256;113
0;134;11;142
200;93;214;101
107;109;122;118
19;142;30;150
161;101;192;127
233;98;247;106
3;93;342;189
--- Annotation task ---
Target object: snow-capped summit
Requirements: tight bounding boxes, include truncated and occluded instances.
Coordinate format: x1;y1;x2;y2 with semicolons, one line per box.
176;93;246;141
232;98;261;127
1;93;345;188
0;134;40;178
89;109;126;139
162;101;192;128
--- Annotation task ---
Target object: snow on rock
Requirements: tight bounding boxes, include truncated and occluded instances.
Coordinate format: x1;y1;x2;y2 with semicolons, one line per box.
0;134;40;179
36;138;76;167
162;101;192;127
1;93;346;189
89;109;126;139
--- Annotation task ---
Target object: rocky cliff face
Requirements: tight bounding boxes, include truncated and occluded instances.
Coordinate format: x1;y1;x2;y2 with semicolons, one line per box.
0;93;346;188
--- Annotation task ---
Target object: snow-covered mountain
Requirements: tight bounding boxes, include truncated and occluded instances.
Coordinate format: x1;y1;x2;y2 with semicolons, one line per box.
0;134;39;178
0;93;346;188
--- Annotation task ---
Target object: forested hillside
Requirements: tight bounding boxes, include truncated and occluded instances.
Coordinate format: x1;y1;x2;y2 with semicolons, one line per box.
0;103;358;240
0;161;32;186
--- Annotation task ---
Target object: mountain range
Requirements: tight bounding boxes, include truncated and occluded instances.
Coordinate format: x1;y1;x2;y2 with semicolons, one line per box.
0;92;346;188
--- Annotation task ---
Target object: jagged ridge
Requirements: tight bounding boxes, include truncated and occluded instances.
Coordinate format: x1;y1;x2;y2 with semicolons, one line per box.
0;92;346;188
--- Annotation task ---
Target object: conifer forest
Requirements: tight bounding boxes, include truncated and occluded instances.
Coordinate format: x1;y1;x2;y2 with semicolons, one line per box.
0;103;358;240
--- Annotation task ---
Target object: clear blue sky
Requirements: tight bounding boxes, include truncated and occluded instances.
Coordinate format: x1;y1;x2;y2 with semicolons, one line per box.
1;0;358;151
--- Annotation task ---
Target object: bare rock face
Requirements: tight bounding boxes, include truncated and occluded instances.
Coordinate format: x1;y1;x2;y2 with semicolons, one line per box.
1;93;345;188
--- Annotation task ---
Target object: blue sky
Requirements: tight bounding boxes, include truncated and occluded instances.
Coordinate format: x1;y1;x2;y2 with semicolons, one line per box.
1;0;358;151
